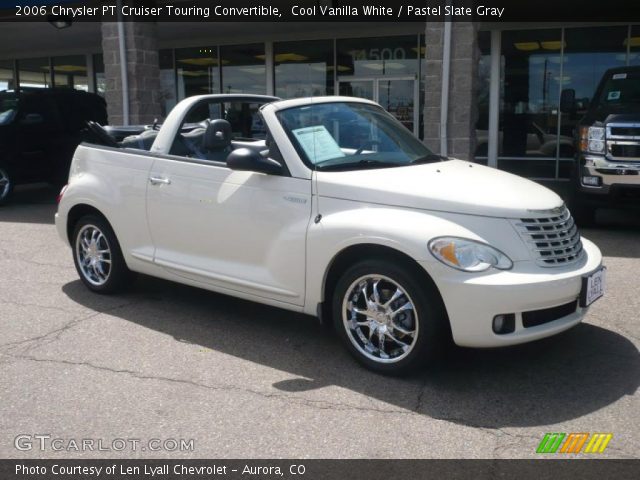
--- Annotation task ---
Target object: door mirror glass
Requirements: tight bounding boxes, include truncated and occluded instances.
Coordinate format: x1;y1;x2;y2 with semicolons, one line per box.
560;89;576;113
20;113;44;125
226;148;283;175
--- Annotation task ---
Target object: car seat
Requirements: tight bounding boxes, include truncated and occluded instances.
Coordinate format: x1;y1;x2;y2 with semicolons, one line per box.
202;119;233;162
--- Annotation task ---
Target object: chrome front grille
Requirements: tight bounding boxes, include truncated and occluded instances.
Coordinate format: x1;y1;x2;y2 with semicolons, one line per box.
606;123;640;161
515;206;584;267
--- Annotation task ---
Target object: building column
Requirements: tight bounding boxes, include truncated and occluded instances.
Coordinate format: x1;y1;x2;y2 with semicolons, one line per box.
101;22;161;125
423;22;479;160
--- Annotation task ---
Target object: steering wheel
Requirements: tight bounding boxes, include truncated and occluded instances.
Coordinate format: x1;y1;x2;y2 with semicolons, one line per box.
354;140;381;155
86;121;119;148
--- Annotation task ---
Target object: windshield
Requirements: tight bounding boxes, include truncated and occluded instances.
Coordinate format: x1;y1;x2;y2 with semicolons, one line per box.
277;102;440;171
597;71;640;106
0;93;18;126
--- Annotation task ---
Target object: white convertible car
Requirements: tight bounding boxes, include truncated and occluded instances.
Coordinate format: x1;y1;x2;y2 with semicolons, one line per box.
55;94;605;374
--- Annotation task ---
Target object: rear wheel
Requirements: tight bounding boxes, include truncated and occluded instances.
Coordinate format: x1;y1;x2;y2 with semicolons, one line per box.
332;259;447;375
0;165;14;206
72;215;134;293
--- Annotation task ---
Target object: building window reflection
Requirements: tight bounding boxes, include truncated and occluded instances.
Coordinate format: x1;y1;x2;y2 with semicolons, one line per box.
159;49;176;117
627;25;640;66
52;55;88;90
336;36;418;76
274;39;334;98
499;29;563;179
0;60;14;90
220;44;266;95
496;26;635;179
18;57;51;89
475;31;491;164
93;54;105;96
176;47;220;99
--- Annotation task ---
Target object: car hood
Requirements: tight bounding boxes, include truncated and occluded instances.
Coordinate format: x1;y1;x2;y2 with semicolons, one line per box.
315;159;564;219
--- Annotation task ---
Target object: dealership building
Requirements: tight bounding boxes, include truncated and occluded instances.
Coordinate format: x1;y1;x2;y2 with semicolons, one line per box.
1;16;639;180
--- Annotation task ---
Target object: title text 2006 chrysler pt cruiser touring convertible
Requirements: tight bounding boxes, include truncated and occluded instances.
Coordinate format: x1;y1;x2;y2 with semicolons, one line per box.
55;95;605;374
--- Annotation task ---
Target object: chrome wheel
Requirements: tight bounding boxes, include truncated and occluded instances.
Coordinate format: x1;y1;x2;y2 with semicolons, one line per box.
342;274;419;364
0;168;10;200
75;224;112;286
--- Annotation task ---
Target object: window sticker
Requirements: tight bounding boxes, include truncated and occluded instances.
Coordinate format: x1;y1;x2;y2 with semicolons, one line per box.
612;73;627;80
607;91;621;101
292;125;345;163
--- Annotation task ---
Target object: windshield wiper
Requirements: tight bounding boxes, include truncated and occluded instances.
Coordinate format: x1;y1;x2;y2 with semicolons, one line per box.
315;159;399;171
410;154;448;165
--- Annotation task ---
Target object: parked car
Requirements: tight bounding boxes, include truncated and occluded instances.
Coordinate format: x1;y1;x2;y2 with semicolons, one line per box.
55;94;605;374
562;66;640;224
476;121;574;158
0;88;107;205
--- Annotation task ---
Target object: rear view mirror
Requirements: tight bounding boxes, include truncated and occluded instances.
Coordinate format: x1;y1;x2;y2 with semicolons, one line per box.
226;148;283;175
560;89;576;113
20;113;44;125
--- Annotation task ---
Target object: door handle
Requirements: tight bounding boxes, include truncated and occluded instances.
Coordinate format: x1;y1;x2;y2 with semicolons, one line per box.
149;176;171;185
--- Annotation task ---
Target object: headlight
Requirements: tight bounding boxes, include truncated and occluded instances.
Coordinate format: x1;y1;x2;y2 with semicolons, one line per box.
580;126;606;154
428;237;513;272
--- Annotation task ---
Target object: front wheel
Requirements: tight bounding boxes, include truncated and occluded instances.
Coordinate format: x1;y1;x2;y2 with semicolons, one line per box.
72;215;134;293
0;165;14;206
332;259;447;375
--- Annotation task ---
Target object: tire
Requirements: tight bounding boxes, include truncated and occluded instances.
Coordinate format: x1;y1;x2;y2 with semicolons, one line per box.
332;259;448;375
0;165;14;206
71;214;135;294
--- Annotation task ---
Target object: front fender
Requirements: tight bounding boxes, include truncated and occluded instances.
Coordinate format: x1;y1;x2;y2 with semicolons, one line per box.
303;197;528;315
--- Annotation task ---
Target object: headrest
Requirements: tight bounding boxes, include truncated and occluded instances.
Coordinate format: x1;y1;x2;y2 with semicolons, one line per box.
202;119;232;150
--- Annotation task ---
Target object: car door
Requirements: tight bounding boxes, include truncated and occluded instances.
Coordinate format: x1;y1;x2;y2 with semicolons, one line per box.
146;99;311;307
14;93;62;180
146;157;311;306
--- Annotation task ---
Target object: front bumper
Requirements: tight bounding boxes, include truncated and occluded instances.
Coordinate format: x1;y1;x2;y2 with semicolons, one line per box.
577;154;640;200
421;237;603;348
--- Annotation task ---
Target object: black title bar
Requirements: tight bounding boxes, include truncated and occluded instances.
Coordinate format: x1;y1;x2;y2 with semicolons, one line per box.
1;459;639;480
2;0;640;22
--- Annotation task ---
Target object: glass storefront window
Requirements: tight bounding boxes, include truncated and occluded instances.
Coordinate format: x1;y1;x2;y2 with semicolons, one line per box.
418;33;425;140
0;60;14;90
336;36;418;77
628;26;640;66
93;54;105;96
491;26;636;179
159;49;176;118
220;44;265;94
176;47;220;99
498;29;563;178
52;55;88;90
475;31;491;163
274;39;334;98
18;57;51;89
558;26;628;175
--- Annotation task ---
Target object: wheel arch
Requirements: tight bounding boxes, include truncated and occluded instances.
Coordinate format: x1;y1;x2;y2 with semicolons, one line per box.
66;203;112;244
319;243;450;334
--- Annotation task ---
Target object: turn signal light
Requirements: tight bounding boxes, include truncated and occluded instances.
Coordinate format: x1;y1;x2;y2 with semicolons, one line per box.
56;184;68;204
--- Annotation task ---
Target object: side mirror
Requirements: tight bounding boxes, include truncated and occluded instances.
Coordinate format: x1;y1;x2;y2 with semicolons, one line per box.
226;148;283;175
560;89;576;113
20;113;44;125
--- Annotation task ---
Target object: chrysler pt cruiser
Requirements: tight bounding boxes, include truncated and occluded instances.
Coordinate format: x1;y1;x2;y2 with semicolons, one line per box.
55;95;605;374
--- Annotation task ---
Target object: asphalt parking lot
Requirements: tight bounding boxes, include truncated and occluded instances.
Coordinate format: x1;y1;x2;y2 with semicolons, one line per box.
0;185;638;459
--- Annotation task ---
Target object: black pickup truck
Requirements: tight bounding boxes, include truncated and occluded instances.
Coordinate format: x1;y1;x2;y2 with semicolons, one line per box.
0;88;107;205
563;66;640;224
